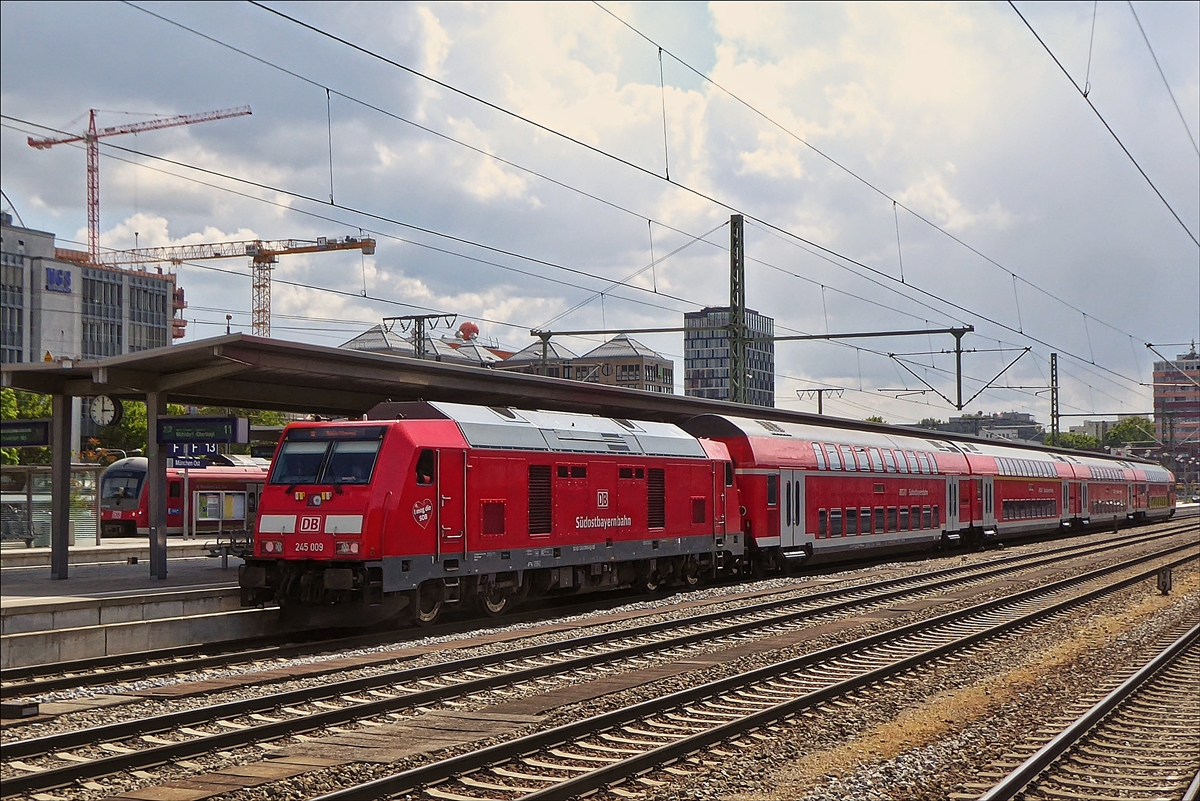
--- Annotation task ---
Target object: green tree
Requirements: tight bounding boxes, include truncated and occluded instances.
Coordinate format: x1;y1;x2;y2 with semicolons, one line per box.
918;417;943;429
1045;431;1100;451
1106;417;1156;447
864;415;887;424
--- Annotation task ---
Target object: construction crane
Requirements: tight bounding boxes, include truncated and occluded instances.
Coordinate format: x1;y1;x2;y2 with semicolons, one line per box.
28;106;253;262
57;236;377;337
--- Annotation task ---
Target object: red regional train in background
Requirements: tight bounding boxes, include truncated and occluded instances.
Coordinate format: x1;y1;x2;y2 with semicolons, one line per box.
238;401;1176;627
100;456;270;539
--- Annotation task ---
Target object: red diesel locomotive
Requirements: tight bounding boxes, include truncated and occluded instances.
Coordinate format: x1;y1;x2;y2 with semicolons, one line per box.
240;402;740;625
240;402;1175;627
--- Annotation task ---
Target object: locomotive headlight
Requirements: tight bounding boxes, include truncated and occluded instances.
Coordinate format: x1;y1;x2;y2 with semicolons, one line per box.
262;539;283;554
335;540;360;555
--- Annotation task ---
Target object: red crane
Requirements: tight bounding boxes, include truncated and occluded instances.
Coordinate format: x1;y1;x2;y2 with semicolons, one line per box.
27;106;253;262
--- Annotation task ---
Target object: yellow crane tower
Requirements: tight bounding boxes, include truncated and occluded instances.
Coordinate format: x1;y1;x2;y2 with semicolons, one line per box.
56;236;376;337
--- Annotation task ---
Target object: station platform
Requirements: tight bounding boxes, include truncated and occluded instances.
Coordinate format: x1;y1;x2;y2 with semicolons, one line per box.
0;541;281;670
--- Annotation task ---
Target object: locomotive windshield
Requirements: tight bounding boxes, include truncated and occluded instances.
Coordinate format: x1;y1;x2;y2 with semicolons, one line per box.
270;427;384;486
101;471;144;501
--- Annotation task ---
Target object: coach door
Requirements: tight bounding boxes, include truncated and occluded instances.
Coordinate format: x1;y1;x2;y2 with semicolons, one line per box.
946;479;960;532
1068;482;1081;517
436;449;467;562
781;469;803;548
982;476;995;528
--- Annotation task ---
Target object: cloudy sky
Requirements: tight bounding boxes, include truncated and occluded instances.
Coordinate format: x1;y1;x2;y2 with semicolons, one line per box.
2;1;1196;426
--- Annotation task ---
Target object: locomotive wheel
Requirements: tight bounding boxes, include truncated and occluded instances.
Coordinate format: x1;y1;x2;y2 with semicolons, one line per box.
477;585;514;617
637;572;664;594
681;560;703;589
413;581;444;627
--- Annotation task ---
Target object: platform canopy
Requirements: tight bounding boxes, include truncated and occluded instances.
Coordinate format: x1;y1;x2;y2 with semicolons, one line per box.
1;333;804;424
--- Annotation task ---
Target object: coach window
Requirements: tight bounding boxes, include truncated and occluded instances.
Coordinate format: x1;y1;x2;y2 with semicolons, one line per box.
818;509;828;537
905;452;920;473
415;450;435;485
874;507;884;533
813;443;827;470
911;505;921;528
922;506;932;529
824;445;842;471
861;507;872;534
899;506;909;531
839;446;857;471
887;506;898;531
169;482;182;498
846;508;858;535
882;450;897;472
767;475;778;506
830;508;843;536
932;506;940;528
869;449;884;472
894;451;908;473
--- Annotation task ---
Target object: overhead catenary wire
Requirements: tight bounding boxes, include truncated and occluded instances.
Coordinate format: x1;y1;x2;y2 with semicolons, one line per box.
247;0;1159;391
1008;1;1199;246
120;1;962;344
5;112;1149;419
589;1;1170;345
1127;1;1200;156
123;1;1154;399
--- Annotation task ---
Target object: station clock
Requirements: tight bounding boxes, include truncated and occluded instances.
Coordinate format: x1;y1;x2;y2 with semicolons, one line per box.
89;395;124;427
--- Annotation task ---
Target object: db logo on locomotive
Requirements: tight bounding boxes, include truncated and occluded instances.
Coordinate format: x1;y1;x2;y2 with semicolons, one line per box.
299;516;321;533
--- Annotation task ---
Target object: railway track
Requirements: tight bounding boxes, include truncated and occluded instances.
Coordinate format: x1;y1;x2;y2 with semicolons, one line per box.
1;532;1193;798
974;621;1200;801
3;520;1189;701
305;544;1198;800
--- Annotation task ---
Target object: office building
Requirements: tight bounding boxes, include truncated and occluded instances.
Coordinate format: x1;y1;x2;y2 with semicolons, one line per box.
1153;346;1200;462
683;306;775;407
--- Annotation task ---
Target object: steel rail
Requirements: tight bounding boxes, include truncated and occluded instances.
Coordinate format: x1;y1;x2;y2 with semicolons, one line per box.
5;520;1186;698
3;535;1191;796
4;523;1177;760
979;621;1200;801
306;546;1199;800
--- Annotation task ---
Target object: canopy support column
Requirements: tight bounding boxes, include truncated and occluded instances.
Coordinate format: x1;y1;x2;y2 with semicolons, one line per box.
50;393;73;580
146;391;168;580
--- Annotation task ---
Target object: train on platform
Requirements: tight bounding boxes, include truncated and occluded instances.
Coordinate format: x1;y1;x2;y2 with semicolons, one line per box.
237;401;1176;627
100;456;270;539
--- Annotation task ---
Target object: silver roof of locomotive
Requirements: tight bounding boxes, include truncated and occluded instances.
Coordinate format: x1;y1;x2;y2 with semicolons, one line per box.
427;401;707;458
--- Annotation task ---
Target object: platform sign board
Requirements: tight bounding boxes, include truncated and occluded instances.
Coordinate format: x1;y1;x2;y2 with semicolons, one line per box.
1;419;51;447
171;456;208;469
157;417;249;445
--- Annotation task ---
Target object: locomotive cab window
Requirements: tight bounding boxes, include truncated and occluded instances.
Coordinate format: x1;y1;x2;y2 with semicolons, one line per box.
271;426;385;486
169;482;182;498
101;471;143;500
326;441;382;484
415;450;435;485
